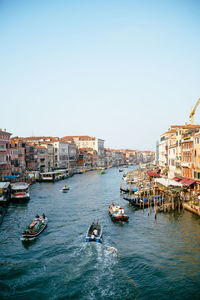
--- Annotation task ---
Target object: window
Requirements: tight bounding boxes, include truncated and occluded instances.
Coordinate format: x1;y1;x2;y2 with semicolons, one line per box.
198;172;200;179
194;171;196;178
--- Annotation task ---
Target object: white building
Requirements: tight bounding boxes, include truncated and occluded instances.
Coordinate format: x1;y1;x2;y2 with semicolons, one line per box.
61;136;105;167
53;141;69;170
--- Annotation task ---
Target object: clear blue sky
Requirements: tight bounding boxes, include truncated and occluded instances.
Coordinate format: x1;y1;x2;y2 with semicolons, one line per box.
1;0;200;150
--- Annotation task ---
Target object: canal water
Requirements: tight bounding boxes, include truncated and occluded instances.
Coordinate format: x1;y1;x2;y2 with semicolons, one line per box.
0;168;200;300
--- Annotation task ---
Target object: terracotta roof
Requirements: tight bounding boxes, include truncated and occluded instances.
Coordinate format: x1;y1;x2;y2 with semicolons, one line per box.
171;125;200;129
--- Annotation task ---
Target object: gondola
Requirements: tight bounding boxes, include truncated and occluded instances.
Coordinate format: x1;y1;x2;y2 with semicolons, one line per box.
85;222;102;242
21;214;47;240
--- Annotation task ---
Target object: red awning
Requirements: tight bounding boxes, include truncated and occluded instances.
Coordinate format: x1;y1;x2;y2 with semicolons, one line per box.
173;177;182;182
147;170;160;178
180;179;195;186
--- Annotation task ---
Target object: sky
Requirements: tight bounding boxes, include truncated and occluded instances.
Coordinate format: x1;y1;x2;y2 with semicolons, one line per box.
1;0;200;151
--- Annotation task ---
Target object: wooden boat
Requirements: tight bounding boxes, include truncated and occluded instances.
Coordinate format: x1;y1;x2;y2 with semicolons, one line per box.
108;203;129;221
85;222;102;242
119;169;124;172
62;185;70;193
0;206;5;225
21;214;47;240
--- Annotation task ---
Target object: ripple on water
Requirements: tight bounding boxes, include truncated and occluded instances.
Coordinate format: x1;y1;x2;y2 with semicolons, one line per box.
1;168;200;299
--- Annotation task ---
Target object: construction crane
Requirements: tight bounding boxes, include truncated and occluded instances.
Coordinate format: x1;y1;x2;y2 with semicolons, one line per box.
189;97;200;125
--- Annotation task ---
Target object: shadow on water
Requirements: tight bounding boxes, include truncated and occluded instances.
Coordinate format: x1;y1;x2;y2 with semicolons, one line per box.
21;238;37;250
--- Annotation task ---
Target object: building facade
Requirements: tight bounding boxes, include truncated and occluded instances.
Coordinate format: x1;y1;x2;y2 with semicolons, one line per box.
0;129;12;178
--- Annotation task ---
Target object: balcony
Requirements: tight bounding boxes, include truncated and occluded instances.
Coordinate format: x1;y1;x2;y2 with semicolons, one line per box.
182;136;193;143
182;148;191;152
0;161;7;165
0;147;6;152
181;162;191;168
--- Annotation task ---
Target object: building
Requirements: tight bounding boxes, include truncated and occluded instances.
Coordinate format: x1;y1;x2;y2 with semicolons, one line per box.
10;138;26;176
0;129;12;179
61;136;105;167
193;131;200;180
35;145;48;172
53;141;69;170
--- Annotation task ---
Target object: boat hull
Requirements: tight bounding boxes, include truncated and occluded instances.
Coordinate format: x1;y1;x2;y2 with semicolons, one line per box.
22;218;48;240
85;223;103;243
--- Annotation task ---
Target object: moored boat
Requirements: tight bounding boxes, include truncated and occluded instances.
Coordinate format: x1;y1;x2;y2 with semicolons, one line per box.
85;222;102;242
108;203;129;221
0;182;11;204
11;182;30;202
119;169;124;172
21;214;47;240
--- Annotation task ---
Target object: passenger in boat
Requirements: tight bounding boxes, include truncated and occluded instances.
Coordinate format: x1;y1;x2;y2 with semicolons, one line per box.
41;213;46;224
93;229;98;237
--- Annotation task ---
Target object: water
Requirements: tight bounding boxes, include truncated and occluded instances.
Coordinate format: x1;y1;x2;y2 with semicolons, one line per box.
1;168;200;300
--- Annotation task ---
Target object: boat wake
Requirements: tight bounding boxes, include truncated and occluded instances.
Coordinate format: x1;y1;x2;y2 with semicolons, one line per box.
105;246;119;257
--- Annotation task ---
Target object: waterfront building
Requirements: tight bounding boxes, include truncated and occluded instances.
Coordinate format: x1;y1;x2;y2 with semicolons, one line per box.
25;144;37;171
52;141;69;170
168;140;176;179
68;142;77;175
110;150;123;166
181;129;197;178
10;139;26;176
104;149;113;167
38;142;54;171
35;145;48;172
0;129;12;179
121;150;137;165
158;131;169;172
171;125;200;178
61;136;105;167
193;131;200;181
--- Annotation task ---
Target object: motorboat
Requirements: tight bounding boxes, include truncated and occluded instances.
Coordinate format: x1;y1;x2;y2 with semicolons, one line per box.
21;214;47;240
62;185;70;193
11;182;30;202
85;222;102;243
108;203;129;221
0;182;11;204
119;169;124;172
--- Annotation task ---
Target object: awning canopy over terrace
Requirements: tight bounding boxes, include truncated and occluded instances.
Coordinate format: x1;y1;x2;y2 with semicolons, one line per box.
154;178;183;187
179;179;195;186
173;177;182;182
147;170;160;178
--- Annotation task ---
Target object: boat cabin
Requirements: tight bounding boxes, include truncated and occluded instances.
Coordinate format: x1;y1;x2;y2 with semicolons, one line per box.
11;182;30;200
40;169;68;182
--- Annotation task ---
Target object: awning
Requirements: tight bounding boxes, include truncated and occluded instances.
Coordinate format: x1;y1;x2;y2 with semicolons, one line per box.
180;178;195;186
3;175;19;179
173;177;182;182
147;170;160;177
